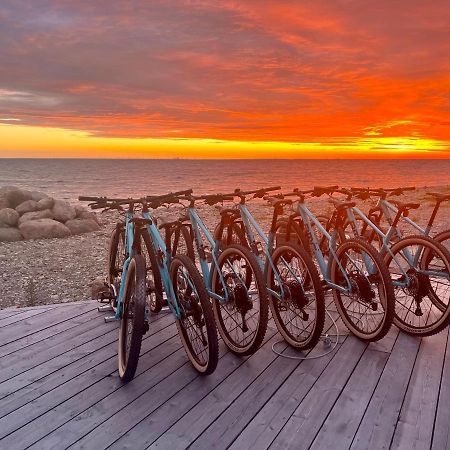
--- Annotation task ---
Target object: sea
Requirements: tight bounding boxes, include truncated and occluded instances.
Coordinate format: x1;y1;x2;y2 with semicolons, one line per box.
0;159;449;201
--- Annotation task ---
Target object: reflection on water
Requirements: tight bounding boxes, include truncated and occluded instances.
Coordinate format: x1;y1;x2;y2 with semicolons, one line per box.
0;159;449;201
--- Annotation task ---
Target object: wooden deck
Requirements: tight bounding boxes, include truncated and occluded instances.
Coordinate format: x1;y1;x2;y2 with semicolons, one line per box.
0;300;449;450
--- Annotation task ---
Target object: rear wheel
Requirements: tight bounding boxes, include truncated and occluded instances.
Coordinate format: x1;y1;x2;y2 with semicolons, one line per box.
141;232;164;313
267;243;325;350
214;221;249;248
118;255;146;382
166;225;195;261
274;218;311;253
211;244;269;355
331;238;394;341
170;254;218;374
108;225;126;312
386;235;450;336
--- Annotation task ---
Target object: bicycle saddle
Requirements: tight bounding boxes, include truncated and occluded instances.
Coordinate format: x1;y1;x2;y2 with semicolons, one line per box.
158;216;189;230
426;192;450;202
330;198;356;211
390;200;420;212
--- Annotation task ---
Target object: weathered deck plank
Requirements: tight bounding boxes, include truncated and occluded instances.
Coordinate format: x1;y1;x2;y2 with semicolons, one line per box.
0;301;448;450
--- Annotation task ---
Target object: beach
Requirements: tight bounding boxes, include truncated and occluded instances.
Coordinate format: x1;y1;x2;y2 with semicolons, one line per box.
1;185;449;310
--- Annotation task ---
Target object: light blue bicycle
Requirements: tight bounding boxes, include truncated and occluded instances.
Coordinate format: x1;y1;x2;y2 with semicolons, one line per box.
213;187;326;350
273;187;396;342
169;192;269;356
80;191;219;380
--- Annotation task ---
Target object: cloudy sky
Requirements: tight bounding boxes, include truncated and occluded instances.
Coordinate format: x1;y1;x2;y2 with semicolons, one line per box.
1;1;450;157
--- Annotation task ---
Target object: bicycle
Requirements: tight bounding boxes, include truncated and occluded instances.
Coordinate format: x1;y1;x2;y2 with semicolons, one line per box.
213;187;326;350
271;186;396;342
170;192;269;356
80;192;219;379
333;187;450;336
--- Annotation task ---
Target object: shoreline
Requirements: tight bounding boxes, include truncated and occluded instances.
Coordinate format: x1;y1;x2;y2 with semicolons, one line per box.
1;185;449;310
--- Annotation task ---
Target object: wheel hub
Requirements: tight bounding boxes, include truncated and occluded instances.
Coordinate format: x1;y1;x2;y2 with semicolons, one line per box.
232;283;252;313
284;280;308;309
349;271;376;309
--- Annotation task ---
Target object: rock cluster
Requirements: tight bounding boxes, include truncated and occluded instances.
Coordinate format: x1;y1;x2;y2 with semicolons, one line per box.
0;186;100;242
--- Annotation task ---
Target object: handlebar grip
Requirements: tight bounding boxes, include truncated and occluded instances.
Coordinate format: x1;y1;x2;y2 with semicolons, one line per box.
78;196;103;202
313;185;339;191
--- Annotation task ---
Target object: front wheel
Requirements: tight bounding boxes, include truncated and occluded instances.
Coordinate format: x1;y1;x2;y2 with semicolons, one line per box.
267;243;325;350
330;238;395;341
211;244;268;355
386;235;450;336
170;254;219;374
118;254;147;382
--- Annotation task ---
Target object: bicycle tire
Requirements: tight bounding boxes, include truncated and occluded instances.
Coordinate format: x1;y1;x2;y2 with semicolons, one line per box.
386;235;450;336
211;244;269;355
141;231;164;313
170;254;219;374
213;221;249;248
274;218;311;253
166;225;196;261
118;254;146;382
267;243;325;350
331;238;395;341
108;225;125;312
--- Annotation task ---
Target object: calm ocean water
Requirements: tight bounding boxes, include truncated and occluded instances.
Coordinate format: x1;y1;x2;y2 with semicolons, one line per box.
0;159;449;201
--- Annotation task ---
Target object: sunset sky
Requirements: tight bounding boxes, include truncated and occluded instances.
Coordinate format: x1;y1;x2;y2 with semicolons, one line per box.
1;1;450;158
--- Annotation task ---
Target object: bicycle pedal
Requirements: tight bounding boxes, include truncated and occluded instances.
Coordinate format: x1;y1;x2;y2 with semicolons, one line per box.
104;315;117;323
98;304;113;312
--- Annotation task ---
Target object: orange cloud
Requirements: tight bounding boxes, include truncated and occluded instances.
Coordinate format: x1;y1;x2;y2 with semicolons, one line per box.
0;1;449;157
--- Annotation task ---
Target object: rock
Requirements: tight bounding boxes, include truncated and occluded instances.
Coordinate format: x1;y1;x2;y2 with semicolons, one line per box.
0;228;22;242
89;276;109;300
76;210;100;224
52;200;76;222
0;208;20;227
16;200;38;215
31;191;49;201
19;219;72;240
0;186;33;208
18;209;54;225
65;218;100;235
36;197;54;210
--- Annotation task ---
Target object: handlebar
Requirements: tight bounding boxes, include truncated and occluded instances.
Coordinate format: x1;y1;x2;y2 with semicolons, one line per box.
234;186;281;198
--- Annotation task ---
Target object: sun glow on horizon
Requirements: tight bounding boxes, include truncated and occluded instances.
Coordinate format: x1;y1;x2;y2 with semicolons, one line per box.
0;123;448;159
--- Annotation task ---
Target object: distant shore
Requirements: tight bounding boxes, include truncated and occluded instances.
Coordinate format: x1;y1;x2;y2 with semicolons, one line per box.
0;185;449;309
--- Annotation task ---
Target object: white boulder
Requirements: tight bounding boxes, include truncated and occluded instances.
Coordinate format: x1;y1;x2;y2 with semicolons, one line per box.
19;219;72;240
52;200;76;223
0;208;20;227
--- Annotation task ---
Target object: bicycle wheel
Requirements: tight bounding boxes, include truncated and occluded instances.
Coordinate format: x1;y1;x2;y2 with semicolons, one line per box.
214;222;252;288
108;225;126;311
274;218;311;253
167;225;195;261
141;231;164;313
386;235;450;336
118;254;146;382
211;244;269;355
434;229;450;253
330;238;395;341
170;254;219;374
213;221;249;248
267;243;325;350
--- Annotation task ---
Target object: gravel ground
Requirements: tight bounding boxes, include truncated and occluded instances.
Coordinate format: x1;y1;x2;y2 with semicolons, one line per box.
1;187;449;310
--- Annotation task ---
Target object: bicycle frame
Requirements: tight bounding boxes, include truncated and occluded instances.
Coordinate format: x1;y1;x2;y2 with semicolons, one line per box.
143;210;183;320
346;205;445;283
235;203;297;301
295;202;351;293
186;206;230;303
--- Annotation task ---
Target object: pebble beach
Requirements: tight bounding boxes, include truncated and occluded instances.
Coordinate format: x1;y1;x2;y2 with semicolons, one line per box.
1;185;449;310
